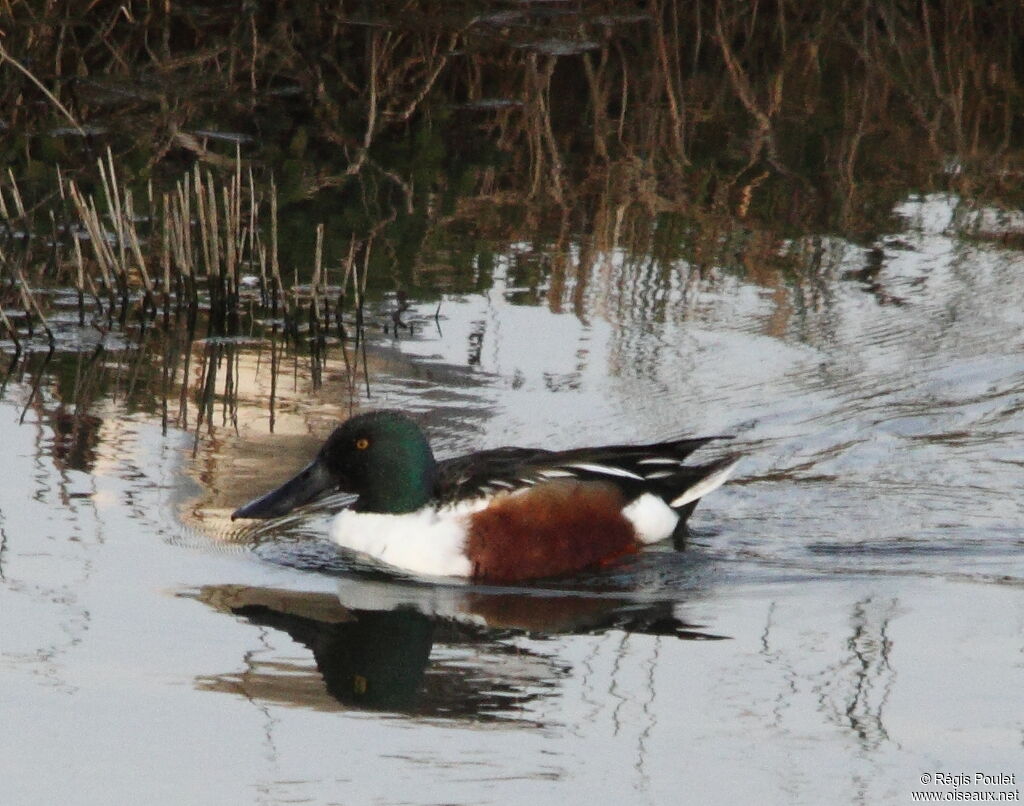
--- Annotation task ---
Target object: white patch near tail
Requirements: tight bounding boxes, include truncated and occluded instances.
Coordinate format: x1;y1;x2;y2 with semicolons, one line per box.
622;493;680;544
669;458;740;508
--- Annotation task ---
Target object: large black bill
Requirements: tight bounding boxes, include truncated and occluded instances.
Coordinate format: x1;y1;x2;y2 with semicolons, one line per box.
231;459;336;520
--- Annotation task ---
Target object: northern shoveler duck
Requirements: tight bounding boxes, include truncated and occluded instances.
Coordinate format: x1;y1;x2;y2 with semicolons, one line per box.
232;410;740;583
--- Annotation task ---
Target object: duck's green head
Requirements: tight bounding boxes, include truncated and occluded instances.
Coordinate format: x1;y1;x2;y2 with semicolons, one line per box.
231;410;437;519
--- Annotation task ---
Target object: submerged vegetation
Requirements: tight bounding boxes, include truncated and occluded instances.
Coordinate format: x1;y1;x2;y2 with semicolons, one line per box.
2;0;1024;417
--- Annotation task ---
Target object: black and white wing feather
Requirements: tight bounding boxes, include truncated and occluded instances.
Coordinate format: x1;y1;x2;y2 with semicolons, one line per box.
435;437;737;510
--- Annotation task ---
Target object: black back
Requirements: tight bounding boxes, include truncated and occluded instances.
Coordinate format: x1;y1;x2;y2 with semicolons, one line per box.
434;436;732;507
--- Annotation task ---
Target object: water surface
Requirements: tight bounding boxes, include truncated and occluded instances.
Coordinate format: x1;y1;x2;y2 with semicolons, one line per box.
1;194;1022;805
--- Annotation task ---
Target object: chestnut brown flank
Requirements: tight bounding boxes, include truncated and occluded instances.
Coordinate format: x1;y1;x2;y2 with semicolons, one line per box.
465;480;637;582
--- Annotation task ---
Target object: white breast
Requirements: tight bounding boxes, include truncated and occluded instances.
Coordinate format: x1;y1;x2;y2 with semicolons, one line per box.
329;499;489;578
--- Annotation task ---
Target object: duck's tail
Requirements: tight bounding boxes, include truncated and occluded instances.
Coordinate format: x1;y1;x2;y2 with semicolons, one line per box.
623;454;742;545
669;455;742;509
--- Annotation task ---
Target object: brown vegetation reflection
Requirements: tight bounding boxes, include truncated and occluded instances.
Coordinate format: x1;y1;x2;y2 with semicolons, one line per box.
3;0;1024;451
3;1;1024;256
5;0;1023;220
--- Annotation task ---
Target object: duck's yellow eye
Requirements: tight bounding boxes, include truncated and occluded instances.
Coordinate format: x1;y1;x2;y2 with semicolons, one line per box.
355;438;370;450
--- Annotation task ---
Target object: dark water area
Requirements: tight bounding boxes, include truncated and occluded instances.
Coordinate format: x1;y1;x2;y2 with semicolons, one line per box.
2;3;1024;805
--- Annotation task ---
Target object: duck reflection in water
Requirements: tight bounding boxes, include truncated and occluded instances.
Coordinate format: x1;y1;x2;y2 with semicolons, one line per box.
188;579;727;718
